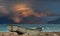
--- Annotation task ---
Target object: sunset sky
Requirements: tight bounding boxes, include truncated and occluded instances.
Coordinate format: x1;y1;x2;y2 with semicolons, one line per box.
0;0;60;24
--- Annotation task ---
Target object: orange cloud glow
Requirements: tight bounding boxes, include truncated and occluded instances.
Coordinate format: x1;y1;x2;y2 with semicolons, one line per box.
10;3;54;23
12;17;22;23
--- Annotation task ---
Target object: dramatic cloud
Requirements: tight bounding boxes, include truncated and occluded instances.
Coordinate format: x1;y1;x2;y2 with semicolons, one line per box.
10;3;58;23
0;0;60;24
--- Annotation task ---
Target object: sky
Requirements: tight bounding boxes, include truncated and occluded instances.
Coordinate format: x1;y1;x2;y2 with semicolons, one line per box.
0;0;60;24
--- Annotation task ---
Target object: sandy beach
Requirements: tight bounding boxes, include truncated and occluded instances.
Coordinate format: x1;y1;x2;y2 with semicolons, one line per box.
0;32;60;36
